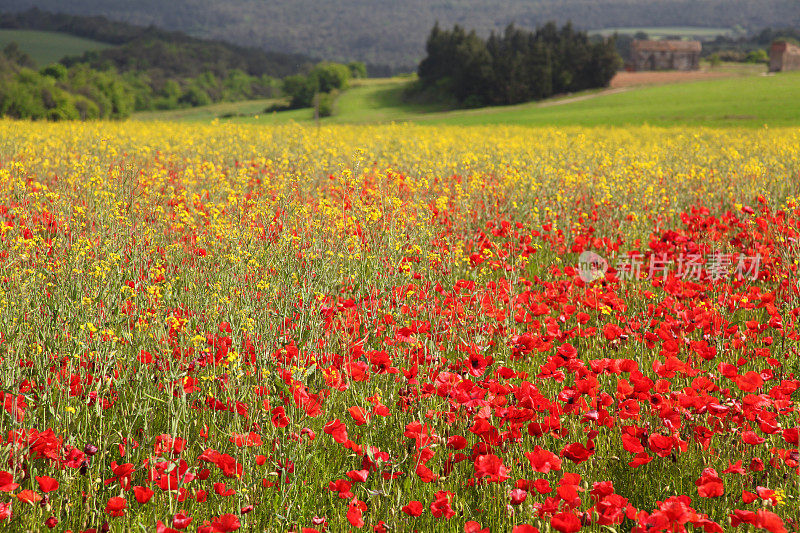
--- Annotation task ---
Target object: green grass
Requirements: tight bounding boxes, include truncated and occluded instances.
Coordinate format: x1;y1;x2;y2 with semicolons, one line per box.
0;29;112;66
137;69;800;128
590;26;735;39
420;71;797;127
325;78;449;122
138;78;447;125
133;98;285;122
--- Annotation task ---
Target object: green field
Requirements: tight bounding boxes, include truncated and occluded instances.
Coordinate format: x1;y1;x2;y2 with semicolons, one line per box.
590;26;735;39
421;72;797;127
133;78;449;124
133;99;284;122
0;29;112;66
136;70;800;128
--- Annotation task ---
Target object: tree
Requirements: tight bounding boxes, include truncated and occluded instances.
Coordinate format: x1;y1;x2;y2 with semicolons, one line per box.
282;62;352;110
745;48;768;63
417;22;621;108
347;61;367;79
2;42;36;68
282;74;315;108
418;24;492;105
179;84;212;107
40;63;67;80
310;62;351;93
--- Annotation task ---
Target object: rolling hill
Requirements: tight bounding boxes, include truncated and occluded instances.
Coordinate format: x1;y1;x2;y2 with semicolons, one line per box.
134;68;800;128
0;28;110;65
4;0;800;69
0;9;312;77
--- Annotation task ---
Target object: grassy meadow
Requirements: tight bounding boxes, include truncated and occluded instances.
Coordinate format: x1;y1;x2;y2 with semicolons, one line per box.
134;68;800;128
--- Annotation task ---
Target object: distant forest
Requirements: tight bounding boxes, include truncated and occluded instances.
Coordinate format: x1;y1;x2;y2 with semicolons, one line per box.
1;9;341;119
0;9;312;79
3;0;800;68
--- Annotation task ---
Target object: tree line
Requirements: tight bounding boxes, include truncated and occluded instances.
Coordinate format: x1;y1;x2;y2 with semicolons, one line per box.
0;41;284;119
0;43;134;119
1;8;312;78
0;36;364;120
700;27;800;62
0;8;316;118
0;9;324;119
416;22;621;108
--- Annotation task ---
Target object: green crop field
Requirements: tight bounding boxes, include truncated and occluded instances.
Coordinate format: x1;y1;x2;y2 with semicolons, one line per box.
137;69;799;128
0;29;112;66
590;26;735;39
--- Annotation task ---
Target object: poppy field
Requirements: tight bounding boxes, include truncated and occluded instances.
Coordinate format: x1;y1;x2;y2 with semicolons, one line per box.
0;121;799;532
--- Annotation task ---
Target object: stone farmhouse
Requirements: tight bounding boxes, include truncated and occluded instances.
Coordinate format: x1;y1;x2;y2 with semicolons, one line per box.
770;41;800;72
630;40;701;71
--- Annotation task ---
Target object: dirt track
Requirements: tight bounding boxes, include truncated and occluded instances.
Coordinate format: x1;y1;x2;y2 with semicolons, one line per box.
537;88;628;107
537;67;763;107
609;70;739;88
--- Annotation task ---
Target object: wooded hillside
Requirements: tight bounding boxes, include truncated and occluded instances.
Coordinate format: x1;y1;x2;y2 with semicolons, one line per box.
4;0;799;68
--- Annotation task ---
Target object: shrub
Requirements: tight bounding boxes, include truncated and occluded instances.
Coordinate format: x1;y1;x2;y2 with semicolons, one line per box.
316;90;337;117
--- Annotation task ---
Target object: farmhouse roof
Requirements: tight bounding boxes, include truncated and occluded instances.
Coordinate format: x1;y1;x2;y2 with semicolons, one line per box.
632;40;702;52
771;40;800;53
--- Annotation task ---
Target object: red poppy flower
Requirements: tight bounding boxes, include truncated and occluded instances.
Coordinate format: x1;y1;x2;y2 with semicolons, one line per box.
525;446;562;473
695;468;724;498
722;460;745;474
133;486;154;504
346;469;369;483
742;431;765;445
509;488;527;505
16;490;42;505
465;521;490;533
560;441;594;464
603;323;623;341
534;478;552;494
35;476;59;493
348;406;369;425
210;513;240;532
213;482;236;497
156;521;181;533
0;471;19;492
402;500;423;516
105;496;127;517
551;511;581;533
347;498;366;528
323;419;348;444
430;491;455;519
229;432;262;447
447;435;468;450
647;434;673;457
173;512;192;529
473;453;510;482
754;510;787;533
512;526;540;533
